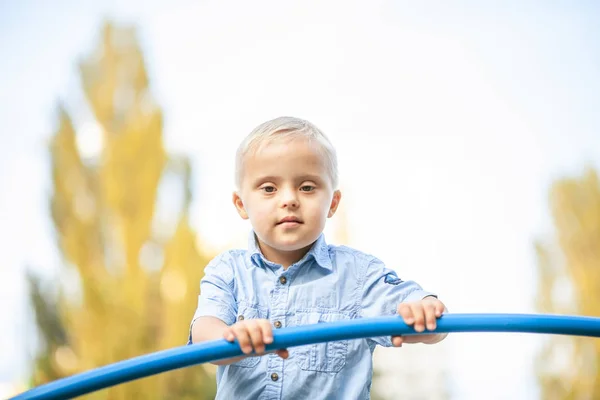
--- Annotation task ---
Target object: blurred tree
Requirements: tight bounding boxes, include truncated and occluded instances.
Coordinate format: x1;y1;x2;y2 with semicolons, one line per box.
535;167;600;399
27;21;216;399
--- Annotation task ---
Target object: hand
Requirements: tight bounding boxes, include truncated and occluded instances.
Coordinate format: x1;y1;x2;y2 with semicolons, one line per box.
223;319;289;359
392;296;447;347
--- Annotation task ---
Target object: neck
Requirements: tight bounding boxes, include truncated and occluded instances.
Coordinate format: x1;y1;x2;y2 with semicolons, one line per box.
258;241;313;269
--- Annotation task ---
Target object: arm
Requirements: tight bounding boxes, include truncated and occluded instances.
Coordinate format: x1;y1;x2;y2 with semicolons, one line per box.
360;257;447;346
191;316;229;343
394;296;448;345
191;316;245;365
187;255;239;365
192;316;288;365
188;255;287;365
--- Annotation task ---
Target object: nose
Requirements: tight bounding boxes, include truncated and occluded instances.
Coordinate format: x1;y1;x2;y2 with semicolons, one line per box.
280;188;299;209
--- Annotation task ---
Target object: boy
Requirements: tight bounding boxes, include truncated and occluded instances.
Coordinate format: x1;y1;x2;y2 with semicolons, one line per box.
189;117;447;399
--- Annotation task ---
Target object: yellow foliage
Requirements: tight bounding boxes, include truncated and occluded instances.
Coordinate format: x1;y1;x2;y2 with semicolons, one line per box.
29;21;216;399
535;167;600;399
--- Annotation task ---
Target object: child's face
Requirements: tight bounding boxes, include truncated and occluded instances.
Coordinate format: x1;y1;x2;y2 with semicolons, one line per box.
233;137;341;262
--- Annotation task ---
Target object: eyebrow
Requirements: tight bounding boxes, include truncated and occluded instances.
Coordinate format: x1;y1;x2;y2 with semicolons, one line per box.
252;175;280;185
296;175;322;182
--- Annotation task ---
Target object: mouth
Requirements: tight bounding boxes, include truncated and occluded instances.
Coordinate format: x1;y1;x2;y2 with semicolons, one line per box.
277;216;303;225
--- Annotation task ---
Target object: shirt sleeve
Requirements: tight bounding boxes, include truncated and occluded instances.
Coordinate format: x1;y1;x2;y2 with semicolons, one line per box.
359;257;436;347
187;253;238;345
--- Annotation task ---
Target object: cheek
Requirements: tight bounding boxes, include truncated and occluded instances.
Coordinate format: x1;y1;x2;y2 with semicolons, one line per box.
246;198;272;220
307;197;332;219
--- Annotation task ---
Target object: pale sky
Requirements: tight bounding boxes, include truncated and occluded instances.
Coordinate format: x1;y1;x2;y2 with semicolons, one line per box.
1;1;600;399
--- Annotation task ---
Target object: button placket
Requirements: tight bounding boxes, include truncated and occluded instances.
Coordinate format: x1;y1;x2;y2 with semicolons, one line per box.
272;274;289;331
266;272;287;395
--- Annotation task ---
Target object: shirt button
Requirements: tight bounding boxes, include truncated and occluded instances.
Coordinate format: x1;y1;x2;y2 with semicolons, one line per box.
274;321;282;329
279;276;287;285
271;373;279;381
238;315;244;321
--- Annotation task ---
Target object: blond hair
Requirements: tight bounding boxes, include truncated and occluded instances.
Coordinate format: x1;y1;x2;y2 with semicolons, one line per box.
235;116;338;189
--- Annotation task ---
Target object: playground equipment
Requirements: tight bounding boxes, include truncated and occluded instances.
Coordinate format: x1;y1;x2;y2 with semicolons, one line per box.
12;313;600;400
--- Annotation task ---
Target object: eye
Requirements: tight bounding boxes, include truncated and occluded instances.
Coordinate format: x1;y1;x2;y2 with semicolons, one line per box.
261;185;276;193
300;185;315;192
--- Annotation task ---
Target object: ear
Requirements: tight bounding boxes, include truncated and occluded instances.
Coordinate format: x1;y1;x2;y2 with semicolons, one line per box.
327;190;342;218
232;191;249;219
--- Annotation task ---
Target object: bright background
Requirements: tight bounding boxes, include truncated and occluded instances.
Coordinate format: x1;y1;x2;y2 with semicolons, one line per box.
2;1;600;398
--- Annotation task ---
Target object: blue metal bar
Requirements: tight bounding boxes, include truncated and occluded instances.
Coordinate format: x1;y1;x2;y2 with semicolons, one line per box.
13;313;600;400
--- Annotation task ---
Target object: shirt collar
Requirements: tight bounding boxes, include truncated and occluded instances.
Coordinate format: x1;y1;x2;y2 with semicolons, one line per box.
245;230;332;271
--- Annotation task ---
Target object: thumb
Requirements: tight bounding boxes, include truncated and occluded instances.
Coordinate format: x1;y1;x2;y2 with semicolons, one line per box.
276;349;289;359
392;336;404;347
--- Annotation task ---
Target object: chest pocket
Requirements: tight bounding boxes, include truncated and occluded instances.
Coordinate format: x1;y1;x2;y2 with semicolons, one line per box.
231;303;267;369
291;312;350;373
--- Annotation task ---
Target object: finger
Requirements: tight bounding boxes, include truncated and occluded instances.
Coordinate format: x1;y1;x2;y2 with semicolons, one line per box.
392;336;404;347
398;303;414;325
247;322;265;354
223;328;235;342
276;349;289;359
424;302;437;331
232;324;253;354
411;303;425;332
260;320;273;345
434;301;445;317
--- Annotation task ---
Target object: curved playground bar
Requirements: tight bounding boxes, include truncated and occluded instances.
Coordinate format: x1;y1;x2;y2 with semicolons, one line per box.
12;313;600;400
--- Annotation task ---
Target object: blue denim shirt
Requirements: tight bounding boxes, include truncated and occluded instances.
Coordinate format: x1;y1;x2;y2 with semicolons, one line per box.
189;232;435;400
